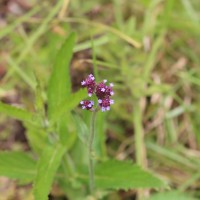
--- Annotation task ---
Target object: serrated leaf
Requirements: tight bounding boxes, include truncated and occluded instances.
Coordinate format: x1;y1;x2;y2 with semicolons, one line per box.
148;191;197;200
0;101;38;124
33;143;67;200
0;151;36;181
95;160;166;190
47;33;76;120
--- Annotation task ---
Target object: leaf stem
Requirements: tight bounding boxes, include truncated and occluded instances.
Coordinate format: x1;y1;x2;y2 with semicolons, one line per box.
88;109;97;193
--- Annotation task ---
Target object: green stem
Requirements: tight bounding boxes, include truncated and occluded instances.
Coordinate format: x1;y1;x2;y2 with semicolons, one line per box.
133;98;146;167
88;109;97;193
133;98;148;200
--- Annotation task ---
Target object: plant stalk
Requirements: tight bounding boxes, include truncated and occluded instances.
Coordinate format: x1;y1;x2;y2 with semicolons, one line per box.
88;109;97;193
133;98;146;166
133;98;148;199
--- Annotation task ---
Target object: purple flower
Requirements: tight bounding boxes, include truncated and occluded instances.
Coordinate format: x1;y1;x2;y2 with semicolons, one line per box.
80;100;94;110
105;83;114;96
95;81;114;99
80;74;114;112
81;74;96;97
95;81;107;99
98;98;114;112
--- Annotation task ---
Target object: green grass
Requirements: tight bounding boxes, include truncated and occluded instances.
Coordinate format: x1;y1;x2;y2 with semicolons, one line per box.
1;0;200;199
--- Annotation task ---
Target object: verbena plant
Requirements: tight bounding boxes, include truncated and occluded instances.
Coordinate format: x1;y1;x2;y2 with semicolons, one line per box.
0;33;165;199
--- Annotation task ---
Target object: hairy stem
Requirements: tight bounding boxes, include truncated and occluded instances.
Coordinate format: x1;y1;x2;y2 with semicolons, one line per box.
88;109;97;193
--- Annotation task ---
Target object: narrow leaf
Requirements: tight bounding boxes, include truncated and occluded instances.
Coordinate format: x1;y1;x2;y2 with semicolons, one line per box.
0;151;36;181
0;101;38;124
95;160;166;190
47;33;76;120
33;143;67;200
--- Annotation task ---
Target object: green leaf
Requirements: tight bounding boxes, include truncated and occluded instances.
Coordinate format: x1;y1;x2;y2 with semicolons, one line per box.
57;113;77;147
148;190;197;200
24;122;47;154
72;112;89;144
0;101;38;124
94;111;107;158
33;143;67;200
47;33;76;120
95;160;166;190
0;151;36;181
50;88;87;125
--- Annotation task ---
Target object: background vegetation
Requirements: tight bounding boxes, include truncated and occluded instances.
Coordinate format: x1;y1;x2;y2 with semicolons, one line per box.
0;0;200;199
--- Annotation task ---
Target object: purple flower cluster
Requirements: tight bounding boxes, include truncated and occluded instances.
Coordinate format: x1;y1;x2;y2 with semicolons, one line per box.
80;74;114;112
